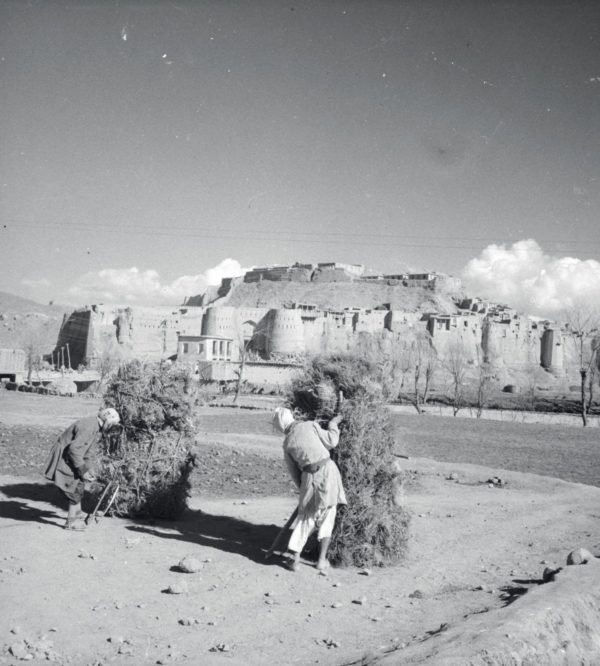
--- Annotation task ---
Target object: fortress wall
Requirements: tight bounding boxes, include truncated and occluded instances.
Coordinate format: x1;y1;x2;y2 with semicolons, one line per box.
54;309;94;368
354;310;388;334
541;328;564;371
265;309;305;356
433;275;463;292
237;307;270;328
55;305;205;366
288;267;313;282
428;314;482;360
244;267;291;283
482;320;542;367
559;333;591;378
237;307;270;352
311;267;353;283
319;318;353;354
302;317;327;354
385;311;422;333
201;306;239;339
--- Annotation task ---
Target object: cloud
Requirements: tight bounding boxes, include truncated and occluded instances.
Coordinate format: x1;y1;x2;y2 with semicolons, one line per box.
462;239;600;317
66;258;245;306
21;277;51;289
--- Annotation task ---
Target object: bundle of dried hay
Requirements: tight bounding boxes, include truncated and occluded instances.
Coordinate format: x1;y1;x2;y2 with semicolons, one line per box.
288;354;410;568
289;354;377;423
92;360;197;519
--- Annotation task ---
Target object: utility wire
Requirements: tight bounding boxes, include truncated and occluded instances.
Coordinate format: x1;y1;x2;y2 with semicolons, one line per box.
3;219;598;247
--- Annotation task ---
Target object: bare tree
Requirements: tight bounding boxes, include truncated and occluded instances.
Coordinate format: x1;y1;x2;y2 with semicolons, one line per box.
585;347;600;413
354;331;406;402
523;362;545;412
563;306;600;426
411;330;437;412
97;338;126;388
233;320;269;403
21;320;51;384
475;344;493;419
443;339;470;416
394;335;415;400
421;333;438;405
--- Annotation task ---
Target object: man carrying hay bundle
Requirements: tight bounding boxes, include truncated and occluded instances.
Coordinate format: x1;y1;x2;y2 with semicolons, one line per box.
44;407;121;530
273;407;347;572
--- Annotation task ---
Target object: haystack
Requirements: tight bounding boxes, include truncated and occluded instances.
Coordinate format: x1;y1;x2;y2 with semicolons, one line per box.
287;354;410;568
91;360;197;519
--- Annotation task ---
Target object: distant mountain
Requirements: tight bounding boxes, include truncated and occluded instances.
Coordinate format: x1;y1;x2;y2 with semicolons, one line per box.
0;291;69;351
0;291;68;316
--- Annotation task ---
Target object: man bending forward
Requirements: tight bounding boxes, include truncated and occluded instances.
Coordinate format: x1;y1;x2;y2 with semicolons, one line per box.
274;407;347;572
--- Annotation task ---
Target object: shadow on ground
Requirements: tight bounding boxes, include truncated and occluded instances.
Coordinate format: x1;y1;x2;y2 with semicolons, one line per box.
127;510;292;569
0;482;69;526
499;579;543;607
0;499;61;525
0;481;65;508
0;482;99;513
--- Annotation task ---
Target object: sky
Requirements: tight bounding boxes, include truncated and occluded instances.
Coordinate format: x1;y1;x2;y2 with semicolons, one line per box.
1;0;600;317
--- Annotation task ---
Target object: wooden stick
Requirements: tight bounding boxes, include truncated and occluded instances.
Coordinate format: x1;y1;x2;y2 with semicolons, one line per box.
96;484;120;523
85;482;112;525
264;507;298;559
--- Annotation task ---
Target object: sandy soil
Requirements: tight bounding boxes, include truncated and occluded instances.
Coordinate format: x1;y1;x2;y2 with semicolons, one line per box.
1;392;600;664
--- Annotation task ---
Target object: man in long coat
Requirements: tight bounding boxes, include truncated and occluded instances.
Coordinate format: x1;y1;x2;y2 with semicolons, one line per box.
274;407;347;572
45;407;120;530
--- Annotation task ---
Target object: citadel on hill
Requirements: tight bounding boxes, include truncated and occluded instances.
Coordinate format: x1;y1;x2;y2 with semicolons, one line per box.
51;261;572;386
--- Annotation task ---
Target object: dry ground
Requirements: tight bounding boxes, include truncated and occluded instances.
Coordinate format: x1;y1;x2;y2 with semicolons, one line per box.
1;392;600;665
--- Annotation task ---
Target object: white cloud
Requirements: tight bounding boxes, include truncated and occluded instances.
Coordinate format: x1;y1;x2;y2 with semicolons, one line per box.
66;258;245;306
21;277;51;289
462;239;600;317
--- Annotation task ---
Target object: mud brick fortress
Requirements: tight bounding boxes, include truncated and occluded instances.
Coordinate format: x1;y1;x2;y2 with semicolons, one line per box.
53;262;574;383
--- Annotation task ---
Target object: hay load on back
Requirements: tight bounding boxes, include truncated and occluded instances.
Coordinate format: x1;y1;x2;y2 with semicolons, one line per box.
92;360;197;519
287;354;410;568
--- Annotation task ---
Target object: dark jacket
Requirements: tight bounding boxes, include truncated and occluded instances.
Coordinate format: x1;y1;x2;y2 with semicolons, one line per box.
44;417;100;497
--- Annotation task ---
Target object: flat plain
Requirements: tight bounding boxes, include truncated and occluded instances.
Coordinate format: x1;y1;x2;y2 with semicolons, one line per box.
1;391;599;665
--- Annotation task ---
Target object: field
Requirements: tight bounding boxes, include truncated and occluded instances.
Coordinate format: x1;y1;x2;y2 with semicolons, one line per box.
2;391;599;489
1;390;600;665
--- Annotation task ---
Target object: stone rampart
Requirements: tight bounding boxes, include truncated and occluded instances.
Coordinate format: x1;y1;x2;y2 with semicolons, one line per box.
54;304;204;366
265;309;305;355
482;318;541;367
53;308;94;368
311;267;353;283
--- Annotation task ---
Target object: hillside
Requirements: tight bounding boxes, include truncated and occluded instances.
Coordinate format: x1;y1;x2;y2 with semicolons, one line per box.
0;291;67;316
0;291;68;352
222;280;460;313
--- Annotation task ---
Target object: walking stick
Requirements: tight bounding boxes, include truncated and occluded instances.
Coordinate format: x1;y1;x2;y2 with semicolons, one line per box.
94;483;120;524
264;507;298;559
85;481;120;525
86;482;111;524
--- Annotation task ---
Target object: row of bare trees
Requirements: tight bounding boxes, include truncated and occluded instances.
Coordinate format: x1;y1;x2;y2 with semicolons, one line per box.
355;305;600;426
563;306;600;426
357;330;472;416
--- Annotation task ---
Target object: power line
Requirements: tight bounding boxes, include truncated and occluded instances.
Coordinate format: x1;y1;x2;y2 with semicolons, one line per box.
3;219;599;248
